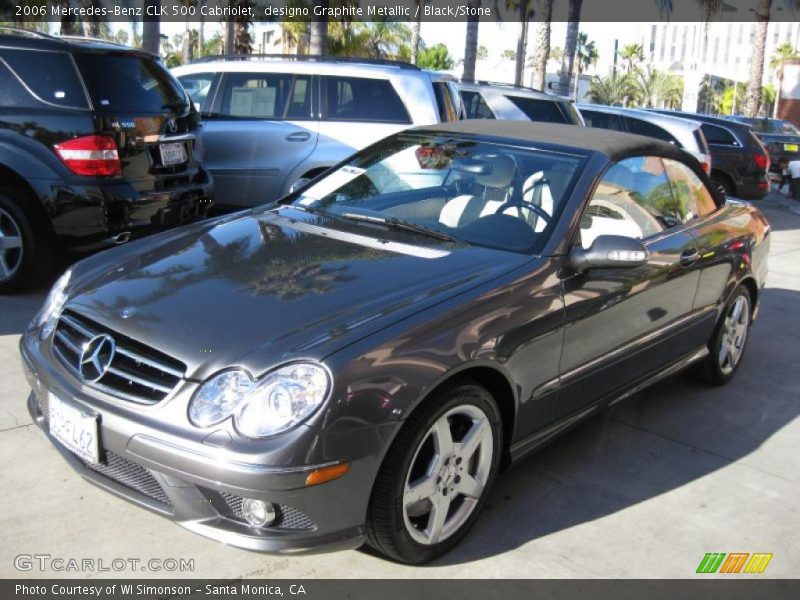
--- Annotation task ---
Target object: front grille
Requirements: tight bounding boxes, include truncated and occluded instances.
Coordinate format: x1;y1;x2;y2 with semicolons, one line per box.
219;492;316;531
52;311;186;405
80;450;172;508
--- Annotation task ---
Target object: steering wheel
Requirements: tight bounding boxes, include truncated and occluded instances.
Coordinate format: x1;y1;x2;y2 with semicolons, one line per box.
495;200;552;224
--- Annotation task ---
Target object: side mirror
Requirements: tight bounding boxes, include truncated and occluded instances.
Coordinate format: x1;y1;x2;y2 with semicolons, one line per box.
569;235;648;274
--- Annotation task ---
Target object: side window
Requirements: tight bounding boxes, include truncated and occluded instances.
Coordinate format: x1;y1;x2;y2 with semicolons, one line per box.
462;91;495;119
581;110;625;132
663;158;718;219
580;156;676;247
433;81;460;122
177;72;216;112
701;123;739;146
0;49;87;109
323;76;410;123
0;61;36;107
624;117;679;145
220;72;312;120
506;96;569;123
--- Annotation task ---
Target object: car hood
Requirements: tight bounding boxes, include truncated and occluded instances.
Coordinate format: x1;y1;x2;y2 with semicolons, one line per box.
64;207;530;380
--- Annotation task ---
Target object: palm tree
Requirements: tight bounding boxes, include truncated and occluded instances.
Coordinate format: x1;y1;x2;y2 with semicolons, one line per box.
743;0;772;117
142;0;160;55
618;43;644;73
462;0;481;81
769;42;799;117
588;72;635;106
573;32;598;100
309;0;329;55
233;0;254;55
656;73;684;109
411;0;423;64
558;0;583;96
632;65;662;107
530;0;553;91
503;0;536;86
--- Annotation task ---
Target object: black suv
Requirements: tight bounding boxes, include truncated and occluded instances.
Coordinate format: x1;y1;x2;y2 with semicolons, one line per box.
0;29;213;291
727;116;800;172
648;109;770;199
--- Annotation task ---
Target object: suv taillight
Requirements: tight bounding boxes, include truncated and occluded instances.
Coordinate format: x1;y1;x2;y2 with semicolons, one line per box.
54;135;122;177
753;152;769;171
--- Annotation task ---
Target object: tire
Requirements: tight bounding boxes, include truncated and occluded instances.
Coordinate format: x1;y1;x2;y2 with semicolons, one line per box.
712;173;734;199
0;187;53;293
697;284;752;385
366;379;502;564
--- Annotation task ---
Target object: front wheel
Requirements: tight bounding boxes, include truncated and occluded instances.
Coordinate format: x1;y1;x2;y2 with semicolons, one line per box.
366;381;502;563
698;285;752;385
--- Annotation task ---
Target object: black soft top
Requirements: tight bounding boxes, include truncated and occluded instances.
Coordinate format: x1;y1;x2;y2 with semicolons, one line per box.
414;120;687;163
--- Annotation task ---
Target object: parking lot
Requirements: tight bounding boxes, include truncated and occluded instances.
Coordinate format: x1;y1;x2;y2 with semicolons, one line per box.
0;193;798;579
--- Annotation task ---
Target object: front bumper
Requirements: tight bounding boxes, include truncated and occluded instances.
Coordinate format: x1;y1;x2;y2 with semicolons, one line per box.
20;333;390;555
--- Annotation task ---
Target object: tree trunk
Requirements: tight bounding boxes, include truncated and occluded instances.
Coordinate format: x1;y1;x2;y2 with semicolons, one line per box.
573;64;581;100
198;0;205;57
411;1;422;64
142;0;161;55
309;0;328;55
774;70;783;118
462;0;481;81
59;0;78;36
514;3;530;86
559;0;583;97
744;0;771;117
531;0;553;91
225;19;234;56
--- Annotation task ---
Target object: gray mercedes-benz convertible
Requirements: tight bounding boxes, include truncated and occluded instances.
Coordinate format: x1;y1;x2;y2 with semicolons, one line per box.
21;121;769;563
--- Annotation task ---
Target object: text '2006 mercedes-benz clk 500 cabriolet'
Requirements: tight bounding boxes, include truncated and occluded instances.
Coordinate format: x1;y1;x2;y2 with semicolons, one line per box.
21;121;769;563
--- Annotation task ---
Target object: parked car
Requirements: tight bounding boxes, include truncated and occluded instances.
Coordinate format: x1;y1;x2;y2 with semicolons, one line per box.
172;56;463;211
22;121;769;564
648;109;771;198
459;80;584;125
578;104;712;175
0;29;214;292
727;115;800;171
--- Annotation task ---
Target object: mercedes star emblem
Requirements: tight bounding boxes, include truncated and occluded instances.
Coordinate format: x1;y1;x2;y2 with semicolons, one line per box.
78;334;116;382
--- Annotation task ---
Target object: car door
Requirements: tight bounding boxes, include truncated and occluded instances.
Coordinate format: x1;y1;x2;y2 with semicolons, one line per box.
662;157;732;342
201;71;319;208
556;155;705;421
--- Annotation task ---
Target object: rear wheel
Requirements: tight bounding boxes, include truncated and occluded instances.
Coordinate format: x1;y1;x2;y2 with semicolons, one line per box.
0;188;53;293
366;380;502;563
698;284;752;385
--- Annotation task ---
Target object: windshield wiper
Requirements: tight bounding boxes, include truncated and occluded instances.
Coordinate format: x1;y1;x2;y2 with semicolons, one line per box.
342;213;457;243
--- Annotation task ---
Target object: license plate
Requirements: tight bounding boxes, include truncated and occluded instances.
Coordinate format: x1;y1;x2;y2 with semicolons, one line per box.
784;143;798;152
159;142;187;166
48;394;100;464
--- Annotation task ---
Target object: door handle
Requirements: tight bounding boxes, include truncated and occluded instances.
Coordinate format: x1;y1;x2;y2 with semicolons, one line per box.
680;248;701;267
285;131;311;142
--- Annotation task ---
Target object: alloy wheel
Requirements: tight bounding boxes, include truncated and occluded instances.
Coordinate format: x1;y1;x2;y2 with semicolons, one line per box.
718;294;750;376
0;207;23;283
402;404;493;546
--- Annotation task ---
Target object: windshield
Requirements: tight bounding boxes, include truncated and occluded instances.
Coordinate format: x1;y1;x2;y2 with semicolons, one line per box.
286;133;583;254
73;53;188;113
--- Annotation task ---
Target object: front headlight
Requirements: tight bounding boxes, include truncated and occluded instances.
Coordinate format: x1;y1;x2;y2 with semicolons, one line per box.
188;363;331;438
34;268;72;340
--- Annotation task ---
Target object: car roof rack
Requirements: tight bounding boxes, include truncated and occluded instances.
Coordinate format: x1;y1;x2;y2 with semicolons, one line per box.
56;35;128;47
191;53;420;69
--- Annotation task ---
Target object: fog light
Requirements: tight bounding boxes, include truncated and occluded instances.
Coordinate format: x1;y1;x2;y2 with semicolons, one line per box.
242;498;276;527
